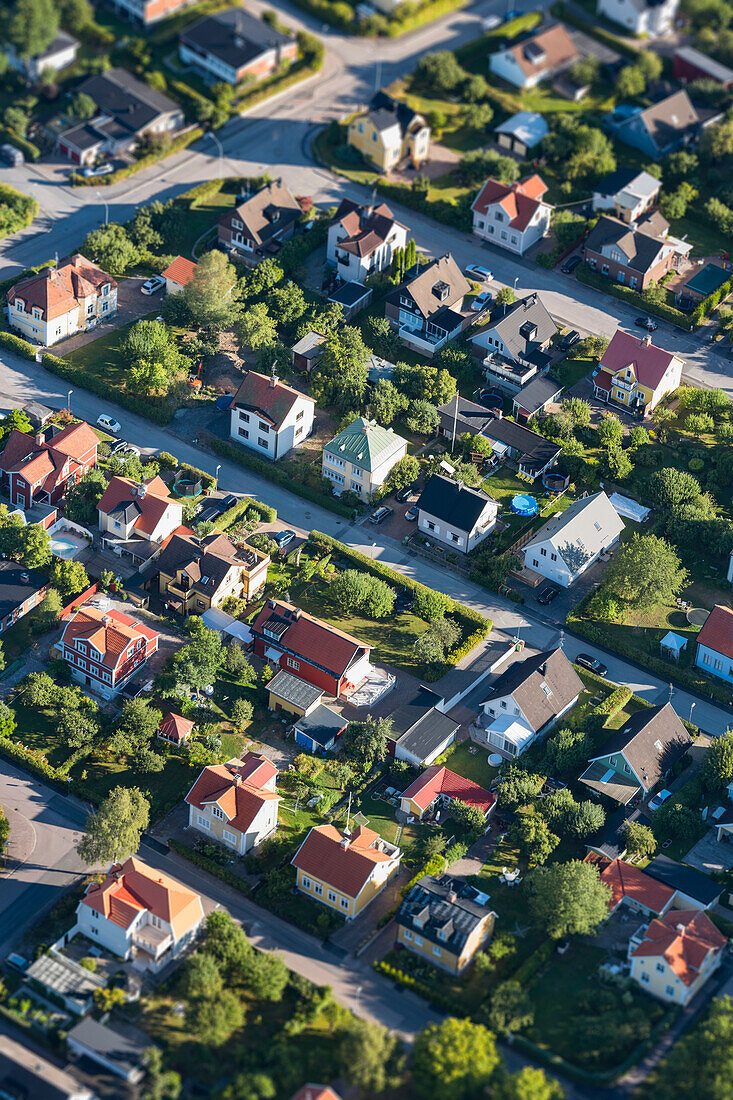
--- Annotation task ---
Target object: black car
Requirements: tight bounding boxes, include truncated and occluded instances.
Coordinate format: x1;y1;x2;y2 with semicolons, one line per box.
369;506;393;525
634;316;658;332
558;330;580;352
561;256;581;274
108;438;128;455
395;485;415;504
219;493;238;511
196;505;221;524
537;585;560;605
575;652;608;677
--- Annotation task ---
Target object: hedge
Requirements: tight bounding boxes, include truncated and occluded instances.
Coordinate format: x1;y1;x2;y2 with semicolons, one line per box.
177;459;216;492
0;332;36;359
42;353;173;425
384;0;467;36
204;434;356;518
376;180;471;232
455;11;542;63
71;126;204;187
509;939;552;985
0;127;41;162
374;960;464;1014
217;496;277;528
593;685;632;718
168;838;251;894
575;263;690;329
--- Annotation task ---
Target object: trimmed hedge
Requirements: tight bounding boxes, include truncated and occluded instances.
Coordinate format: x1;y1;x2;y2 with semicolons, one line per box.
42;353;173;425
204;434;356;518
575;263;690;329
177;459;216;492
376;180;471;231
168;838;251;894
374;960;464;1014
509;940;552;985
0;128;41;162
217;496;277;528
593;685;632;718
0;332;36;360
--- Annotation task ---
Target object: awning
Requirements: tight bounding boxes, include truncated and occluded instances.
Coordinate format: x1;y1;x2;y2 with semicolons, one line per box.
265;645;283;661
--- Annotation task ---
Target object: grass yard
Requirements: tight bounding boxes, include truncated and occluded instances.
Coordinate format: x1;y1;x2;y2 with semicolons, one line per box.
551;356;594;392
13;702;74;769
163;190;236;258
62;309;164;388
68;750;196;819
439;741;499;790
359;793;425;853
482;466;575;549
474;839;545;975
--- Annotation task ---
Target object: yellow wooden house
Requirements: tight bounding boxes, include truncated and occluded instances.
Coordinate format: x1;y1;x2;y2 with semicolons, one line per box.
291;824;401;919
592;330;683;415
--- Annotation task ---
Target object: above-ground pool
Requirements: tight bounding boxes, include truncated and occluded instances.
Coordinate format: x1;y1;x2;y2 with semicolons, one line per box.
172;475;202;498
511;493;538;517
543;472;570;494
50;532;88;560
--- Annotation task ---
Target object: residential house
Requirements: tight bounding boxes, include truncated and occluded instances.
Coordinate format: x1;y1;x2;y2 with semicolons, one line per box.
267;669;324;716
585;852;675;917
714;782;733;844
604;90;703;159
185;753;281;854
291;331;326;373
415;474;498;554
327;199;408;283
579;703;692;805
5;31;79;79
399;766;495;822
66;1018;150;1084
588;804;654;860
673;46;733;87
0;420;98;509
0;1032;94;1100
217;178;304;263
489;23;579;89
388;686;460;766
592;168;661;224
161;256;197;294
26;949;107;1017
229;370;314;460
512;375;562;423
157;527;269;614
628;909;726;1005
385;254;471;358
471;175;552;255
293;706;348;754
675;262;731;308
695;604;733;684
291;1088;342;1100
0;561;48;636
327;280;372;321
291;824;401;919
251;599;373;697
179;8;296;85
592;330;683;415
396;874;496;973
59;606;159;698
522;491;625;587
8;256;117;345
476;647;584;759
598;0;678;35
58;69;184;165
157;712;194;745
110;0;199;26
74;856;203;971
98;475;183;565
471;292;558;391
437;396;561;479
322;417;408;501
644;854;721;910
348;91;430;171
583;212;692;290
494;111;548;156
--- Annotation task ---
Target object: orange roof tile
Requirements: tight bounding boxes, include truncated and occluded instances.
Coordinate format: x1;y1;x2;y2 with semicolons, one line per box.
97;475;178;538
82;856;203;939
61;606;158;669
185;754;281;835
471;175;549;232
291;1088;342;1100
401;766;495;814
291;824;397;898
161;256;198;287
158;712;194;743
632;909;727;985
586;854;674;914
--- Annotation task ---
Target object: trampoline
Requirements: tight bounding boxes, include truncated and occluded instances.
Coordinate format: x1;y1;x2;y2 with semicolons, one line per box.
172;474;203;498
512;493;538;516
479;389;503;412
543;472;569;494
687;607;709;627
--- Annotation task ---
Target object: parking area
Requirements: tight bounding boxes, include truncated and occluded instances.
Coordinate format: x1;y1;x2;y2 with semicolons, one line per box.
52;276;162;355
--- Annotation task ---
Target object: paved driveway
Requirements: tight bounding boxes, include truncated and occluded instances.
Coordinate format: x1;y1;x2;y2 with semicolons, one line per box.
684;829;733;875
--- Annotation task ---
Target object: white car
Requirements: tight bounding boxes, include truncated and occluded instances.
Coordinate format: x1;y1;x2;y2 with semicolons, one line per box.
97;414;121;434
465;264;493;282
648;789;673;812
141;275;166;295
482;13;502;29
82;163;113;178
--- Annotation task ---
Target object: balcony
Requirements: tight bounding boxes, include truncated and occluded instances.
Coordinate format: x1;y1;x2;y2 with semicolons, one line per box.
132;923;173;960
398;324;448;355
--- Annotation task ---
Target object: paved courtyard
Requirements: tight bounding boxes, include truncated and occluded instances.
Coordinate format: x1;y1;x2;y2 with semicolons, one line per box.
684;829;733;875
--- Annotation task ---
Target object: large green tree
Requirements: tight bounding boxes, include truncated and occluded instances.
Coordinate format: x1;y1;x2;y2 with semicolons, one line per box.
645;995;733;1100
343;716;391;769
525;859;611;939
412;1018;500;1100
604;533;688;609
77;787;150;865
64;468;108;526
82;223;139;275
339;1018;405;1094
7;0;59;57
182;250;238;329
703;731;733;794
313;326;370;412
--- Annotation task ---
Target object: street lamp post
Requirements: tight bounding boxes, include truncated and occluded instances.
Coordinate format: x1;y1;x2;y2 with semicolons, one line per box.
208;131;223;180
67;389;73;411
215;463;221;485
689;701;696;724
513;275;519;289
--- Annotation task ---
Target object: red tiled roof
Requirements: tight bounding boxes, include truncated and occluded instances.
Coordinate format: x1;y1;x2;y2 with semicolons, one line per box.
471;175;548;232
290;1088;342;1100
291;824;396;898
697;604;733;661
586;854;674;914
162;256;198;287
593;370;613;393
632;909;726;985
97;475;178;537
599;330;678;392
158;712;194;743
401;766;495;814
185;753;281;835
0;422;98;494
60;606;158;670
252;600;370;679
231;370;314;429
81;856;203;939
8;254;116;322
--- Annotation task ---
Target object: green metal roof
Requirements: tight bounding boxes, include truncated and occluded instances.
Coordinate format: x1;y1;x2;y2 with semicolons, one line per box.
684;263;730;298
323;417;406;472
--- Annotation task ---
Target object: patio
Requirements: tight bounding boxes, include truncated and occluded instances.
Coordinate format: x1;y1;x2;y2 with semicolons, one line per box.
684;828;733;875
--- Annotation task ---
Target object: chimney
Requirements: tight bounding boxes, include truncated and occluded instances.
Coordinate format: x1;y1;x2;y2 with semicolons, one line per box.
456;479;464;491
35;430;45;447
447;890;457;904
643;334;652;346
340;836;350;849
676;923;686;934
233;773;242;786
269;372;278;388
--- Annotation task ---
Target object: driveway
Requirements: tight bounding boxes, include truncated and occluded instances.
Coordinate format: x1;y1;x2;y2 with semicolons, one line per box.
49;275;161;355
684;829;733;875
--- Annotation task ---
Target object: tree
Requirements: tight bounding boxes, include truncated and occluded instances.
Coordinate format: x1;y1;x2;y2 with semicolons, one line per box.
386;454;419;492
413;587;451;622
686;412;714;437
313;326;370;412
415;51;467;94
702;731;733;794
364;315;402;361
604;443;633;480
178;952;223;1001
653;801;702;845
7;0;59;58
496;766;544;808
23;670;57;706
412;1018;499;1100
597;414;623;448
231;697;254;730
171;618;224;691
202;911;253;976
329;570;395;619
48;559;89;600
339;1018;405;1094
495;287;516;307
77;787;150;865
624;820;657;859
451;799;486;834
59;708;99;748
71;92;96;120
239;949;288;1001
343;716;390;769
224;642;249;675
15;524;51;569
643;995;733;1100
565;800;605;839
142;1047;181;1100
406;399;439;435
183;250;238;329
560;396;591;431
217;1073;275;1100
497;1067;565;1100
110;699;162;755
267;283;306;327
122;319;188;396
485;981;534;1035
511;810;558;866
605;533;688;609
615;61;646;98
369;379;405;425
64;468;108;525
525;859;611;939
462;101;494;131
185;989;243;1047
629;425;650;449
82;223;139;275
0;408;31;442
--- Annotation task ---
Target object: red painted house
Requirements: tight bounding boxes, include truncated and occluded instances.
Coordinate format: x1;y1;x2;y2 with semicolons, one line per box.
251;599;372;697
0;421;98;510
59;605;159;699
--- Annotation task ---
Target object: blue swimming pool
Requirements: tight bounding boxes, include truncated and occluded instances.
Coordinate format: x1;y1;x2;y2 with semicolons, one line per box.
511;493;538;517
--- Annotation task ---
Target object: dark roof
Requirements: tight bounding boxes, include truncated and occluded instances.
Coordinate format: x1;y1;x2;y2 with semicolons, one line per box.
77;68;180;136
397;873;494;956
390;686;459;763
223;179;302;248
645;854;721;906
390;686;444;735
635;90;700;153
437;396;494;437
589;805;652;861
294;704;348;748
180;7;292;70
482;648;584;733
584;215;667;276
417;474;495;533
66;1017;149;1075
477;409;562;468
0;560;48;619
387;255;469;320
329;281;371;307
0;1034;90;1100
157;529;264;598
370;90;423;138
589;703;692;793
514;374;562;415
595;167;643;195
476;293;557;361
59;122;104;151
268;669;323;710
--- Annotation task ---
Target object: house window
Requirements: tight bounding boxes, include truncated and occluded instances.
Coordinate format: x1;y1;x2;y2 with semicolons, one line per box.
258;438;268;449
703;653;710;665
433;945;442;957
223;829;237;845
296;410;304;421
197;815;210;829
641;971;650;984
327;890;337;902
340;898;349;909
314;883;323;895
258;421;270;433
239;428;249;439
601;264;609;275
287;657;300;671
302;877;311;889
532;559;539;568
425;521;436;532
449;532;461;544
550;553;557;561
656;962;665;973
714;658;723;671
609;757;617;766
665;985;675;997
404;928;413;940
500;700;507;709
540;548;547;556
87;304;94;315
414;935;423;946
350;480;361;492
211;805;225;820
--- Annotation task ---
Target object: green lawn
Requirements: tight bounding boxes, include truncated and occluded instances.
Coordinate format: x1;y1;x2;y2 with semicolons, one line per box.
440;742;499;790
551;356;594;392
164;190;235;258
359;793;425;853
68;750;196;819
482;466;575;549
63;309;163;386
13;702;74;769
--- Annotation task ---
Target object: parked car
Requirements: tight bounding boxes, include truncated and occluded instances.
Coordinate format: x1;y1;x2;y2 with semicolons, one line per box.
405;504;419;521
558;329;580;352
369;506;393;525
141;275;166;295
471;290;493;312
634;316;658;332
465;263;493;282
108;438;128;455
119;443;141;457
574;652;608;677
196;505;220;524
96;414;121;434
482;13;502;29
82;163;113;178
648;788;673;812
561;255;581;275
219;493;238;511
0;143;24;167
272;529;296;548
395;484;415;504
537;585;559;605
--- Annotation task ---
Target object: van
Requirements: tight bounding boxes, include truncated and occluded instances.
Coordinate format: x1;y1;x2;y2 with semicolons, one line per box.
0;144;24;167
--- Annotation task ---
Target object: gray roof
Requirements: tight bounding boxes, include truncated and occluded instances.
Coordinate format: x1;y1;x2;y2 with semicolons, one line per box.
397;874;494;956
524;491;624;577
482;648;583;734
23;400;55;425
417;474;495;533
291;331;326;360
27;951;106;1009
0;559;48;619
66;1017;150;1075
674;45;733;84
635;90;700;153
268;669;323;709
584;215;668;275
180;7;292;70
225;179;302;248
473;292;557;362
78;68;180;136
588;703;692;793
594;168;660;202
389;254;469;320
513;374;562;415
390;686;460;763
645;854;721;906
0;1033;92;1100
294;704;347;747
589;804;652;860
495;110;548;147
329;281;371;308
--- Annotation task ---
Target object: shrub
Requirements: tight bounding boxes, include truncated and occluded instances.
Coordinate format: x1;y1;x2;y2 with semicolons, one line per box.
593;686;632;718
0;332;36;359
